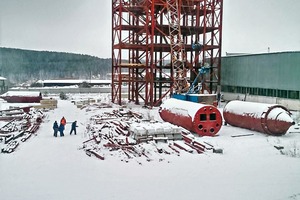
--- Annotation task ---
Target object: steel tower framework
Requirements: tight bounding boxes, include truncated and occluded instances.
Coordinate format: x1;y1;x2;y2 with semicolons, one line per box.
112;0;223;106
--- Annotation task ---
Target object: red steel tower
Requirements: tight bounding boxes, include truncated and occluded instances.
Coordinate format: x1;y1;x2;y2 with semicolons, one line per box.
112;0;223;106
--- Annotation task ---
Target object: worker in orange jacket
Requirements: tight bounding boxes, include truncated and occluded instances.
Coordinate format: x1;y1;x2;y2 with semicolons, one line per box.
60;116;67;136
60;117;66;126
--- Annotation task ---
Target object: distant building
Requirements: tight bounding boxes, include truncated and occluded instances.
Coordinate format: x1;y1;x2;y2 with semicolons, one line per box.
0;91;42;103
37;79;111;87
221;51;300;110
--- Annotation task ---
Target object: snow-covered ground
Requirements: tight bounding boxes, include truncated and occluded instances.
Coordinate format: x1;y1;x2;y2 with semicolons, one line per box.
1;93;300;200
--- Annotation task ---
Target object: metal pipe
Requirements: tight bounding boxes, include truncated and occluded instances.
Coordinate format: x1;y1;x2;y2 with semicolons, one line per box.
159;98;222;136
223;100;295;136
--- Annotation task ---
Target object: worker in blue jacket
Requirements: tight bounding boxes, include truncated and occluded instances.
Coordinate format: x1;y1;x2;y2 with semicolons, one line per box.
70;121;78;135
58;123;65;137
53;121;58;137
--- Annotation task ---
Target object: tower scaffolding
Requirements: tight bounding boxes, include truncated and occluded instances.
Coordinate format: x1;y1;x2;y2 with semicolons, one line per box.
112;0;223;106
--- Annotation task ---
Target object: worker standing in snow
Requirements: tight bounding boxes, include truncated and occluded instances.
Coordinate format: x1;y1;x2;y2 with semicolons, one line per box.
70;121;78;135
58;123;64;137
60;116;67;136
53;121;58;137
60;117;66;127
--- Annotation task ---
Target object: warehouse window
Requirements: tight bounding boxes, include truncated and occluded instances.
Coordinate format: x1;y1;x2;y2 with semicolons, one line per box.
228;86;236;93
288;91;299;99
283;90;288;98
277;90;281;97
253;87;258;95
266;89;274;97
222;85;299;100
242;87;247;94
238;86;247;94
263;88;267;96
223;85;230;92
237;86;244;94
221;85;227;92
249;87;253;95
277;90;288;98
259;88;262;95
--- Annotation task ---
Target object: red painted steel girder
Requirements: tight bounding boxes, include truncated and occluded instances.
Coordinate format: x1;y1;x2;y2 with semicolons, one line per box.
112;0;223;106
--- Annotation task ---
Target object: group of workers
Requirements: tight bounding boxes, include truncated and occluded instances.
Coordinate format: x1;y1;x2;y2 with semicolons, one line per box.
53;117;78;137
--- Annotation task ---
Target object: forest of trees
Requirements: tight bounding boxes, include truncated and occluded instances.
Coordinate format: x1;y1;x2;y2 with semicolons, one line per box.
0;47;111;85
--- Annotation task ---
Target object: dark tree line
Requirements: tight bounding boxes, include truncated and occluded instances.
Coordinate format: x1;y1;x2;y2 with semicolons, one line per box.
0;47;111;84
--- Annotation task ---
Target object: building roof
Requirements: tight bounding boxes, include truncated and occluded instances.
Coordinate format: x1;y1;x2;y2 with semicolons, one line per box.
1;91;41;97
224;51;300;58
37;79;111;84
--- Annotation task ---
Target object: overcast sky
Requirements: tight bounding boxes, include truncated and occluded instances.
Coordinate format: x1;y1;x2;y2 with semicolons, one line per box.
0;0;299;58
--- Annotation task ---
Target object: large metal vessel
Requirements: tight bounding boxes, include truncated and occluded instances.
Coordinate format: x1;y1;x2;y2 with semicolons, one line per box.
159;98;222;136
223;100;295;136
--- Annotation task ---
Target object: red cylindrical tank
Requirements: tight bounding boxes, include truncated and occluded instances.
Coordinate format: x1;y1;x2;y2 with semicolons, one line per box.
159;98;222;136
223;100;295;136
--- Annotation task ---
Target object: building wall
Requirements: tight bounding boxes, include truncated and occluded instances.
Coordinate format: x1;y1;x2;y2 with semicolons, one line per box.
221;52;300;102
9;87;112;94
223;92;300;111
221;52;300;109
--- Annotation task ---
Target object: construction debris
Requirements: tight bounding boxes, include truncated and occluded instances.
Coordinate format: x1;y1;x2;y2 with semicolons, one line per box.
0;107;47;153
80;107;222;163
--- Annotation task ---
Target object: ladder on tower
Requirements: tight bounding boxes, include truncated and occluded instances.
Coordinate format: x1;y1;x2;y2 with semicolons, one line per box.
166;0;190;94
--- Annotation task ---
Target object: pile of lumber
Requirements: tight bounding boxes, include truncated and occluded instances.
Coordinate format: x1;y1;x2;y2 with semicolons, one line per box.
34;99;57;109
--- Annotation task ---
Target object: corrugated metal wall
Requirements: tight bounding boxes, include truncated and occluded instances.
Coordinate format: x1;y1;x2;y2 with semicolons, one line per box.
221;52;300;91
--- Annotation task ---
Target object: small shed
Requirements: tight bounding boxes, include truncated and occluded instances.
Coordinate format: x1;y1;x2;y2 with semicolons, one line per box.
0;91;42;103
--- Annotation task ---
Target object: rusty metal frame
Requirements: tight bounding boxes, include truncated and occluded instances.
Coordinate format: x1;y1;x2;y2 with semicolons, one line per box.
112;0;223;106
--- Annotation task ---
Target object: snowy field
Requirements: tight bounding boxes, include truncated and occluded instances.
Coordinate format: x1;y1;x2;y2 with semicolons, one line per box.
1;93;300;200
